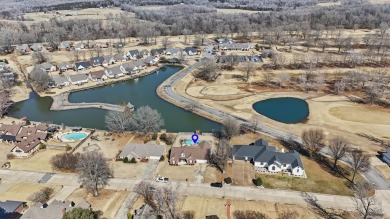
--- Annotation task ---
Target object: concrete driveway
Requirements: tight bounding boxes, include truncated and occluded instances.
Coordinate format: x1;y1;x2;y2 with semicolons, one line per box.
231;160;255;186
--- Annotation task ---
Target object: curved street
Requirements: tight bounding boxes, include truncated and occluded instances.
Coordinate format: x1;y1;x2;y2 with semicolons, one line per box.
158;60;390;191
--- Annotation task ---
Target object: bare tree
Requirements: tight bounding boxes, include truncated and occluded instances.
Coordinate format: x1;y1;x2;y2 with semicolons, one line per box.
302;192;337;219
210;138;232;172
301;129;326;159
105;110;132;133
51;153;81;172
193;58;220;82
348;150;370;183
224;54;239;70
262;72;273;86
221;116;240;140
32;51;48;64
28;187;54;204
77;152;111;196
0;91;12;118
277;210;299;219
161;37;171;49
233;210;268;219
29;68;53;91
72;50;81;62
328;136;350;170
129;106;164;133
277;72;290;87
249;114;261;133
93;47;103;57
353;182;383;219
241;62;255;82
333;80;346;95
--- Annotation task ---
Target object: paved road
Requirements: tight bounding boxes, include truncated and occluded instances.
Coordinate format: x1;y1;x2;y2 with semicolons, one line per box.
1;169;389;216
159;60;390;190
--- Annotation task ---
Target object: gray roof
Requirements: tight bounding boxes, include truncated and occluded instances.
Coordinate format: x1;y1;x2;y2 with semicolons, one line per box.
30;43;42;51
52;75;69;85
183;47;196;53
0;200;23;213
134;204;156;219
150;48;164;55
39;62;54;70
140;49;149;55
21;199;90;219
16;44;29;51
104;55;114;61
114;53;126;60
75;61;91;69
90;57;105;65
58;62;71;69
119;143;165;159
143;56;157;63
59;41;71;48
383;148;390;162
233;139;304;169
128;50;140;56
133;60;145;67
74;42;85;48
0;62;6;67
69;73;88;82
106;65;127;76
166;48;180;54
123;62;137;71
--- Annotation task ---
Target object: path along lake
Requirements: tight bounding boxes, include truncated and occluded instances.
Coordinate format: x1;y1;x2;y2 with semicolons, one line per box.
9;66;221;132
252;97;309;124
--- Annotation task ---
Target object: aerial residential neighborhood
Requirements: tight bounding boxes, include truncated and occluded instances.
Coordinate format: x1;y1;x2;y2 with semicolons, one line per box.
0;0;389;219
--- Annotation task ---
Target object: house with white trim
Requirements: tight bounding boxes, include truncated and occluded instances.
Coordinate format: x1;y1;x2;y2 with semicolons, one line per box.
127;50;140;60
114;53;127;62
123;62;138;74
59;41;71;51
74;61;91;71
104;65;127;78
143;56;159;66
165;48;181;56
89;70;108;82
68;73;89;85
169;141;211;165
51;75;70;87
182;47;197;56
233;139;305;177
103;55;115;65
140;49;149;58
119;143;166;160
133;60;146;70
58;62;73;72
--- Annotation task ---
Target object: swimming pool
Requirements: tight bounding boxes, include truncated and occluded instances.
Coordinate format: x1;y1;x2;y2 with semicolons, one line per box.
184;139;203;145
62;132;88;141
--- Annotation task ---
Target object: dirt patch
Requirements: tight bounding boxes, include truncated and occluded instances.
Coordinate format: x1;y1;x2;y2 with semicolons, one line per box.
67;188;129;218
0;182;62;205
180;196;321;219
110;161;148;179
329;105;390;125
9;149;65;173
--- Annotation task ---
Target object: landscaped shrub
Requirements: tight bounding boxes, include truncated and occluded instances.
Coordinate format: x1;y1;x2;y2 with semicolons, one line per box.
152;133;158;140
224;177;232;184
6;153;15;160
130;157;137;163
206;215;219;219
127;212;133;219
159;155;165;162
159;133;167;141
39;143;46;150
28;187;54;204
255;177;263;186
123;157;129;163
159;133;174;145
65;145;72;151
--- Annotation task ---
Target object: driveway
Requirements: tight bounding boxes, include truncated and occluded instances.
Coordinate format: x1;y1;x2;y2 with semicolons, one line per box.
231;160;255;186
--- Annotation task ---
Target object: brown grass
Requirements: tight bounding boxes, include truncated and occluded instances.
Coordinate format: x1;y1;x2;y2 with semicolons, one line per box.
0;182;62;204
154;161;197;182
9;149;65;173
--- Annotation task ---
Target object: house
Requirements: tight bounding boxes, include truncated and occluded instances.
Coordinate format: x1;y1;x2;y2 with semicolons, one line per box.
143;56;159;66
133;60;146;70
104;65;127;78
119;143;165;160
219;43;254;51
215;38;232;44
21;199;91;219
59;41;71;51
217;55;263;63
51;75;70;87
150;48;164;56
182;47;197;56
103;55;115;65
168;58;180;64
58;62;73;72
134;204;156;219
112;42;124;49
15;44;30;54
122;62;138;74
165;48;181;56
232;139;305;177
0;200;24;218
39;62;57;72
30;43;43;51
114;53;127;62
74;61;91;71
127;50;140;60
0;135;16;143
68;73;89;85
12;138;42;157
89;70;108;82
94;42;108;48
140;49;149;58
0;62;7;71
0;71;15;82
382;148;390;166
0;123;23;136
169;141;211;165
74;42;86;50
90;57;105;67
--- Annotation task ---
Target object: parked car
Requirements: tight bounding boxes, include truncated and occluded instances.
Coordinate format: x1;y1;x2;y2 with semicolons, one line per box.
210;182;223;188
156;177;169;183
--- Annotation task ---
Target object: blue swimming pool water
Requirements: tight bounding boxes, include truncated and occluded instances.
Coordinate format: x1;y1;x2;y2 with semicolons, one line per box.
63;132;87;141
184;139;203;145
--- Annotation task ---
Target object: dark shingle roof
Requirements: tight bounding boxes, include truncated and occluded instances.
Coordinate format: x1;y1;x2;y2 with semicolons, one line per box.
0;200;23;213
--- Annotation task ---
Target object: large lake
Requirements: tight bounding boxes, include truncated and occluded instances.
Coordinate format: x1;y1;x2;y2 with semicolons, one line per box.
253;97;309;124
9;66;221;132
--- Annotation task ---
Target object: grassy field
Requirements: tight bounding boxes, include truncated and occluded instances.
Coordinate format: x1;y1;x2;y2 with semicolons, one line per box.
180;196;322;219
0;182;62;205
9;149;65;173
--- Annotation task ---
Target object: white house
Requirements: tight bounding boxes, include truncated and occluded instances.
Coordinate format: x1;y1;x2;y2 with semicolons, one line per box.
143;56;159;66
133;60;146;70
182;47;197;56
232;139;305;177
104;65;127;78
103;55;115;65
59;41;71;50
68;73;89;85
114;53;127;62
39;62;57;72
123;62;138;74
165;48;181;56
119;143;166;160
89;70;108;82
169;141;211;165
74;61;91;71
127;50;140;60
74;42;86;50
51;75;70;87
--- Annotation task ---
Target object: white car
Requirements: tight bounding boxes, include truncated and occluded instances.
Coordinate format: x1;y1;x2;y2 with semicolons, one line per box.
156;177;169;183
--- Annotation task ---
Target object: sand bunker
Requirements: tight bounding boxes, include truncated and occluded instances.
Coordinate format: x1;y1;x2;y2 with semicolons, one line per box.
329;106;390;125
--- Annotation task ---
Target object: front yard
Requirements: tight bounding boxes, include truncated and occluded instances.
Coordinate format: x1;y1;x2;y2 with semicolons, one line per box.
154;161;200;182
9;149;64;172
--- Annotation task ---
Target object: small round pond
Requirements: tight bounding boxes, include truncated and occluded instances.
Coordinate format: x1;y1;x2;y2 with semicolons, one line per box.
252;97;309;124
